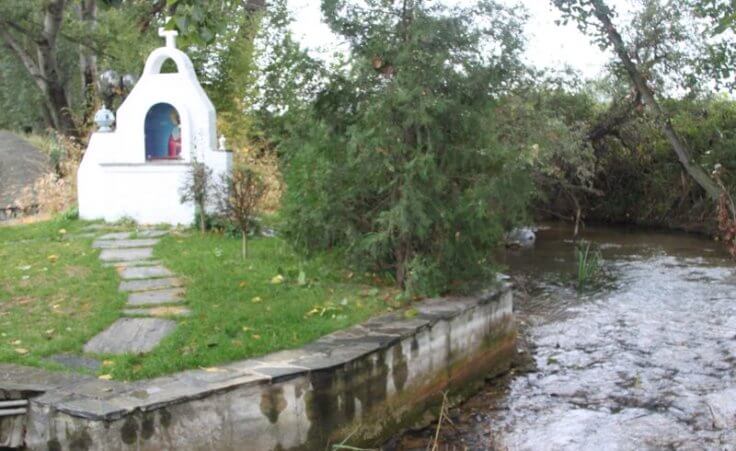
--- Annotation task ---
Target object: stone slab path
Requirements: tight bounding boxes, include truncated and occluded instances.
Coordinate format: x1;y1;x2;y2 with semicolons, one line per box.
84;230;190;355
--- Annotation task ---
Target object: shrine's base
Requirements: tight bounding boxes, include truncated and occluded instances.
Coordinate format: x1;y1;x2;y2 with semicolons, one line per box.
77;132;230;226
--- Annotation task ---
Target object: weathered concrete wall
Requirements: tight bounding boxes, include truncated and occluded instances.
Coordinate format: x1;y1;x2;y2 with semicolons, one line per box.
2;285;514;450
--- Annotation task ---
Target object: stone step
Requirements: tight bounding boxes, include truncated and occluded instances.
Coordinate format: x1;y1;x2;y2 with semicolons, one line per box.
103;260;163;268
123;306;191;318
127;288;185;306
47;354;101;372
99;247;153;262
118;265;173;280
137;230;168;238
83;318;177;355
81;224;111;232
98;230;167;241
92;238;160;249
97;232;133;241
119;277;183;293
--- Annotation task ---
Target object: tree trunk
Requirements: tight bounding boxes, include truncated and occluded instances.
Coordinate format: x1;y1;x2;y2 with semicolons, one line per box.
242;229;249;260
586;91;640;142
0;0;77;136
198;200;206;234
77;0;98;127
590;0;721;200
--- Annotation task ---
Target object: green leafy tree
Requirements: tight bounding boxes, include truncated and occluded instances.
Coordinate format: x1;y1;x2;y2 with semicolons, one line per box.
0;0;81;135
280;0;532;295
553;0;722;200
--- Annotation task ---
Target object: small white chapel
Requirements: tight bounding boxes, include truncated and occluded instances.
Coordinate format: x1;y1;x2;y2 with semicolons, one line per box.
78;25;230;225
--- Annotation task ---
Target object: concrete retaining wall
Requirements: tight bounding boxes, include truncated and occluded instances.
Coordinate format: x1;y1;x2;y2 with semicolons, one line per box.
1;285;514;450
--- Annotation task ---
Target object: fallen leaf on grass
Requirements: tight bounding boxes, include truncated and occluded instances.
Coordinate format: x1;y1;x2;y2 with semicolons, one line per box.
47;255;59;263
360;287;380;297
11;339;21;345
251;334;261;340
251;296;262;304
58;229;67;235
14;348;28;355
239;281;248;288
102;360;114;367
98;374;112;380
270;274;285;284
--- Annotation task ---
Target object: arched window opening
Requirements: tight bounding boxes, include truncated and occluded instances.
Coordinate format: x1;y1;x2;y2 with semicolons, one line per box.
160;58;178;74
145;103;182;160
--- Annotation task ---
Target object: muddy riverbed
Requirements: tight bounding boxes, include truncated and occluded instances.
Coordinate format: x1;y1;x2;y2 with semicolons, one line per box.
390;224;736;450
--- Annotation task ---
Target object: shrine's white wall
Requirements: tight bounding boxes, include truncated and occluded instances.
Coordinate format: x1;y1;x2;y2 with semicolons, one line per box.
78;45;230;226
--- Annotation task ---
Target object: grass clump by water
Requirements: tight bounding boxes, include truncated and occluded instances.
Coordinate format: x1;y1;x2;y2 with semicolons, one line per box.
575;240;602;291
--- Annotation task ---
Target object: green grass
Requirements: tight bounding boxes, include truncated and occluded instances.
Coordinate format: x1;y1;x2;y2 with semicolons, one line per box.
1;218;395;380
104;232;394;380
0;218;124;373
575;240;602;291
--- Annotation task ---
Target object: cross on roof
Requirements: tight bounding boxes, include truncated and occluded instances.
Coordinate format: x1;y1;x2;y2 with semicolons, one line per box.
158;18;178;49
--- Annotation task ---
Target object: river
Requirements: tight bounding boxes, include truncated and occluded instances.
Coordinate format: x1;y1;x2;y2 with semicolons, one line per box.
392;223;736;450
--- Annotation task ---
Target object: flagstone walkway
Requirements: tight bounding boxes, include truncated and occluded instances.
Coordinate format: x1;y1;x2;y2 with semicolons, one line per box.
83;230;190;355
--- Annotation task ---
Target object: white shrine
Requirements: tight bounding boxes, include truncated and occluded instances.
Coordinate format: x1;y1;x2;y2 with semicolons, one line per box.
78;26;230;225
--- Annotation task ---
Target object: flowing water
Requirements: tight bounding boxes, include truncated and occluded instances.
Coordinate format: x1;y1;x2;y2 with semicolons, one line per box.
394;224;736;450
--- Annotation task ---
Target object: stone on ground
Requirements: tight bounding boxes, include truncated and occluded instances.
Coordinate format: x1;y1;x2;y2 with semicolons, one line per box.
81;224;111;232
118;265;172;280
99;247;153;262
137;230;168;238
83;318;177;354
97;232;133;241
123;306;191;318
92;238;160;249
47;354;101;372
119;277;183;293
127;288;185;306
103;260;163;268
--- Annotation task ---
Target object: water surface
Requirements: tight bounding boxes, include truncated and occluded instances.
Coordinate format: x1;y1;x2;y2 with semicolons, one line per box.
397;224;736;450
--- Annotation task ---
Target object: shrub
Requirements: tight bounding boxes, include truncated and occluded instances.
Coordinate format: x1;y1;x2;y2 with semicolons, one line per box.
180;159;214;233
278;0;531;295
216;163;266;259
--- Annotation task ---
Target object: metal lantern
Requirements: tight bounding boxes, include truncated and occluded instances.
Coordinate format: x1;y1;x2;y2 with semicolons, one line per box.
98;70;137;111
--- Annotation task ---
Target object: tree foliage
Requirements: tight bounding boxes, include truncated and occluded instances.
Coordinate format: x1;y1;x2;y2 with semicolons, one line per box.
278;0;532;295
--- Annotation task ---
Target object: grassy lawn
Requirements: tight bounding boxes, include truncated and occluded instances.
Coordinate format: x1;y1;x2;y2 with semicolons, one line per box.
0;218;124;372
1;218;396;380
105;232;395;380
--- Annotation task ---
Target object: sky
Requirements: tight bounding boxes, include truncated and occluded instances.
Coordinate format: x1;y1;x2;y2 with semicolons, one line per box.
287;0;630;80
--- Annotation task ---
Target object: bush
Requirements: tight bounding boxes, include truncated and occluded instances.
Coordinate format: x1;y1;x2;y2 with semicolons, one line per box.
278;0;531;295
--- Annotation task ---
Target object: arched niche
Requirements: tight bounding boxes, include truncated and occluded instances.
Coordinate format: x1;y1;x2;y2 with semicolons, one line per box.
144;103;182;160
160;58;178;74
142;47;197;80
